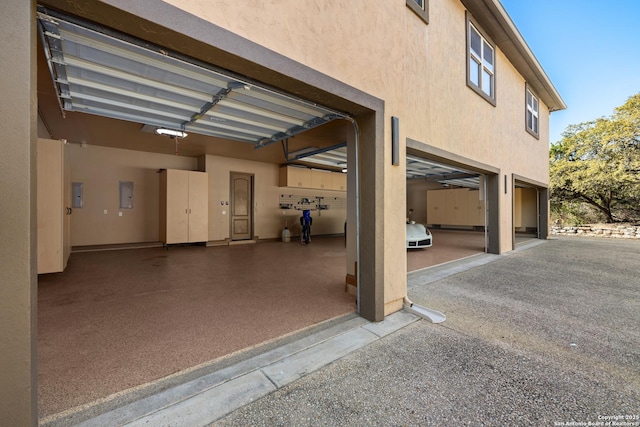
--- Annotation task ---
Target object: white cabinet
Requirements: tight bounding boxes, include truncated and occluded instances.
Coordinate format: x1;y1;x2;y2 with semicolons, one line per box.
37;138;71;273
427;188;485;226
159;169;208;244
467;189;485;226
426;190;448;225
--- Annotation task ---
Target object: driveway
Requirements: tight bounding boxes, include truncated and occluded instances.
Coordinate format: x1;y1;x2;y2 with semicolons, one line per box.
214;237;640;426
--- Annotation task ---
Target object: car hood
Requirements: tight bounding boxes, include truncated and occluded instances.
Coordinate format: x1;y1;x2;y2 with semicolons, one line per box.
406;223;430;237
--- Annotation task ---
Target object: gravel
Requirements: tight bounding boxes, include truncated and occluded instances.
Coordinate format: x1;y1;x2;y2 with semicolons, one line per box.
213;237;640;426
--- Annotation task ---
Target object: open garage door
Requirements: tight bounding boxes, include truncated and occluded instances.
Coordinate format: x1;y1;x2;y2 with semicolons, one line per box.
513;178;548;247
405;152;496;273
36;7;362;419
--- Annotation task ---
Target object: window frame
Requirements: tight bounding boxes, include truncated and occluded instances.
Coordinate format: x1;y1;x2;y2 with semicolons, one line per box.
525;84;540;138
466;13;496;106
406;0;429;25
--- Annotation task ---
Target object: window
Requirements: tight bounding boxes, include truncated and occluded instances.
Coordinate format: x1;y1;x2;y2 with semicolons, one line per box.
466;17;495;105
407;0;429;25
526;85;540;137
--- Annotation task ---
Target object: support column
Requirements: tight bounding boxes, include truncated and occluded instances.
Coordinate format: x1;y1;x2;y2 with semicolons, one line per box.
0;0;38;425
356;112;385;322
538;188;550;239
345;123;358;297
486;174;501;254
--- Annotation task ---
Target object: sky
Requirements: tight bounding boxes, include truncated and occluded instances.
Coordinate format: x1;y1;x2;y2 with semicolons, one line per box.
499;0;640;145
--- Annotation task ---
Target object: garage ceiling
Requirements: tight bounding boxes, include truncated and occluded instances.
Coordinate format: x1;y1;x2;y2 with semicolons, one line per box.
406;155;480;188
37;7;346;148
294;150;480;188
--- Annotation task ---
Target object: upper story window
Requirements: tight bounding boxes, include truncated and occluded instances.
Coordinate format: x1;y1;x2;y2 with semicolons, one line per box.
407;0;429;25
526;85;540;138
466;16;496;105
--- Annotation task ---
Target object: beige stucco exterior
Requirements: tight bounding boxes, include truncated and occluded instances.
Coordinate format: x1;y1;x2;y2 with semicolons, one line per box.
156;0;557;312
1;0;564;423
0;0;38;425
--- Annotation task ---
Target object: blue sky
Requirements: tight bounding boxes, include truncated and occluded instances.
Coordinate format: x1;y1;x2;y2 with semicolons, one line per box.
499;0;640;145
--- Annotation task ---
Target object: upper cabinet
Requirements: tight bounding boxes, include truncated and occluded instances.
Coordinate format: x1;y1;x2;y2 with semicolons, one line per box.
279;166;346;191
331;172;347;191
279;166;311;188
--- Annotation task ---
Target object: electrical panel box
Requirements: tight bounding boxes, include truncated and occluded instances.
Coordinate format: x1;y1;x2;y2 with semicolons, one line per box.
119;181;134;209
72;182;83;208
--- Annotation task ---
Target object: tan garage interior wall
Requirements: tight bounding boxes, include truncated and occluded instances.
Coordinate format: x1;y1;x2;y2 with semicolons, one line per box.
69;144;197;246
515;187;538;230
67;145;347;247
203;155;347;242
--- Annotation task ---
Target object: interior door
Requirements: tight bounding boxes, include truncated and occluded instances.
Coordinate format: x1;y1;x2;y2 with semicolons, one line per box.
230;172;253;240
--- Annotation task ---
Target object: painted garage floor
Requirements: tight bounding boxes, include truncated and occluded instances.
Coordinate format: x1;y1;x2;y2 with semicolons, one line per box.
38;230;520;420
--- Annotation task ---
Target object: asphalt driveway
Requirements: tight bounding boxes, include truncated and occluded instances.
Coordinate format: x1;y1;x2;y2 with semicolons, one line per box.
214;237;640;426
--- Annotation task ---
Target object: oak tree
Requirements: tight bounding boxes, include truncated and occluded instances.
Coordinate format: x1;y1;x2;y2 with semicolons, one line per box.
550;93;640;223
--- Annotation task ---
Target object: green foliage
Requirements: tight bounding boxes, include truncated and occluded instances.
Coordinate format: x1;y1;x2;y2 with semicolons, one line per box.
550;93;640;223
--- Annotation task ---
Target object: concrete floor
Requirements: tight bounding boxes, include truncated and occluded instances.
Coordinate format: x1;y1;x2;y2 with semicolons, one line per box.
38;230;512;420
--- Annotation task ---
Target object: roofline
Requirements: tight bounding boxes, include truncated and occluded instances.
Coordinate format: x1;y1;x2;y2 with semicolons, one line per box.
460;0;567;111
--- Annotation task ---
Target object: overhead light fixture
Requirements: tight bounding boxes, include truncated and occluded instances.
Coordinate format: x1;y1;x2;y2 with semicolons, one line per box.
227;81;251;91
342;168;348;173
155;128;188;138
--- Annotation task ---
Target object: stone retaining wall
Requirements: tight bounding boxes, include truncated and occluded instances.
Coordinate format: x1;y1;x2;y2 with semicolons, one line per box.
551;225;640;239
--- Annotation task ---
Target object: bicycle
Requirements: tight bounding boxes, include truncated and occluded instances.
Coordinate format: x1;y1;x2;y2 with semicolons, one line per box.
299;209;312;244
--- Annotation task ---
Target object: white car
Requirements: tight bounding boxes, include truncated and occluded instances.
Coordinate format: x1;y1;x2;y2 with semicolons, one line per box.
406;222;433;249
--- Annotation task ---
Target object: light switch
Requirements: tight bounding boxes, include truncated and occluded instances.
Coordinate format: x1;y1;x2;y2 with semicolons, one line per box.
222;210;226;215
118;212;123;217
104;209;108;214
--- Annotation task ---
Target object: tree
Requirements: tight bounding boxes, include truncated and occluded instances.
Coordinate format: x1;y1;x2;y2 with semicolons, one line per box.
550;93;640;223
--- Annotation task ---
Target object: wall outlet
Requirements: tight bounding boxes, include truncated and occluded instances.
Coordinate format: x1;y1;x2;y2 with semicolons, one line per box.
104;209;108;214
118;212;122;217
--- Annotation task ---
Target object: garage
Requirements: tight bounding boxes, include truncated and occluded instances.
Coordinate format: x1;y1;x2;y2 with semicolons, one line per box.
36;7;373;421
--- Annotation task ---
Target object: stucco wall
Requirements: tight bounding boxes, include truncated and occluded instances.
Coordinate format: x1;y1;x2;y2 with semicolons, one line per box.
162;0;553;308
0;0;38;425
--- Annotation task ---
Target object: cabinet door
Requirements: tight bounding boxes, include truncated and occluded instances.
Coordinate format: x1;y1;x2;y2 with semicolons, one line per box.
467;190;485;226
331;172;347;191
165;169;190;244
427;190;446;225
63;143;71;269
451;189;469;225
37;138;64;273
311;169;332;189
188;171;209;242
288;166;311;188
